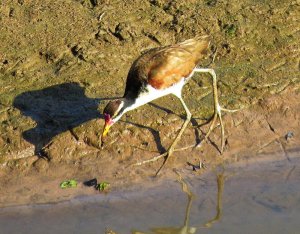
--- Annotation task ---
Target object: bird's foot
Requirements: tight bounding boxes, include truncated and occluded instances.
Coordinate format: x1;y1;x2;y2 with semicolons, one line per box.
132;148;176;176
220;106;241;113
195;105;240;153
132;151;168;167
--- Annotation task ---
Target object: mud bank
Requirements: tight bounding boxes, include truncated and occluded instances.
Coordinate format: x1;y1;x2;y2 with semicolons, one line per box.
0;0;299;206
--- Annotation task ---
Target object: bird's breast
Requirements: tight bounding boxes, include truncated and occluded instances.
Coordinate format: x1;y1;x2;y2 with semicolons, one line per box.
125;78;186;112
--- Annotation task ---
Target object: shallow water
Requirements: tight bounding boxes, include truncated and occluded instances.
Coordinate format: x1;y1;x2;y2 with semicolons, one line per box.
0;156;299;234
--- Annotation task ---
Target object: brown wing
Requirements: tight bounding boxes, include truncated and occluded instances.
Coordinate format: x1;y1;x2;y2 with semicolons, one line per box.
148;36;210;89
124;36;210;98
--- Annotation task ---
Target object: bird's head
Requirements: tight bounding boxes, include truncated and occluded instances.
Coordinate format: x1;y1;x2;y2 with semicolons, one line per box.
101;99;125;140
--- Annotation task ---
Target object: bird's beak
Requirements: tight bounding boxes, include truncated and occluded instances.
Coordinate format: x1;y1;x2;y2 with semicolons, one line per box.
101;114;114;147
102;122;112;138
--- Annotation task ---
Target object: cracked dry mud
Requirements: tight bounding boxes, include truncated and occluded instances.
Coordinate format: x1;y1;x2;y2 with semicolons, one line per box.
0;0;299;206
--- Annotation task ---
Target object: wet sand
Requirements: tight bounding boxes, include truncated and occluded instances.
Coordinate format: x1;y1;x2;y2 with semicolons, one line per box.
0;1;300;231
0;85;299;208
0;152;299;234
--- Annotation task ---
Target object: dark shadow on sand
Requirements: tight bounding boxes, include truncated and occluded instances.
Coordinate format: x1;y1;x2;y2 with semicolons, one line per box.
13;82;102;157
13;82;168;157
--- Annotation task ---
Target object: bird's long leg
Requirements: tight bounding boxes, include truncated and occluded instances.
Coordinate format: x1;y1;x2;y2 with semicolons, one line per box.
194;68;237;153
133;68;238;173
134;95;192;176
155;95;192;176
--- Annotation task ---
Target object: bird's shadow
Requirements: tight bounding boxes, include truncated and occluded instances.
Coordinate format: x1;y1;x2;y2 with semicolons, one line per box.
13;82;106;157
13;82;170;158
121;120;166;153
149;103;202;146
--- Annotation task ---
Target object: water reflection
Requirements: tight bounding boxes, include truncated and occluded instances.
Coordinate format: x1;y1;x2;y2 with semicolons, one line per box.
0;157;299;234
203;174;224;228
131;171;225;234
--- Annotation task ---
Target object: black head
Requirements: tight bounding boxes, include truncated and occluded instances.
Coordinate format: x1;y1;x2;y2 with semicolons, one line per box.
101;99;125;138
103;99;124;119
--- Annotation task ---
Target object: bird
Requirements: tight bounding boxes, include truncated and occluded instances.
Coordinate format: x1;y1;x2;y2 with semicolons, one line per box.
101;35;233;175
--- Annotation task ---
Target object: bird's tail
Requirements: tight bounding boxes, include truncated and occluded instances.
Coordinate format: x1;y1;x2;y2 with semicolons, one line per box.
177;35;211;58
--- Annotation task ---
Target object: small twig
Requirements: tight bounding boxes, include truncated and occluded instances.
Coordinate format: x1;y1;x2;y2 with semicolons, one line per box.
211;47;218;64
99;12;105;21
41;140;53;151
199;160;207;169
205;47;218;67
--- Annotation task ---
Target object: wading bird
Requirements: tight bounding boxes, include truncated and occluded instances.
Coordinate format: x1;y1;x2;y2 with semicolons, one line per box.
101;35;234;175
